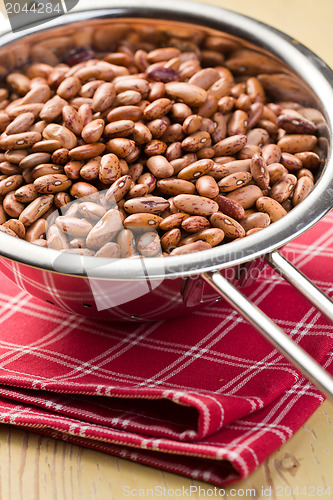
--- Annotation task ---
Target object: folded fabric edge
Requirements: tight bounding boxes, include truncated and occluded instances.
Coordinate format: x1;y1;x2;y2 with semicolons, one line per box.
0;379;247;440
0;374;327;488
0;422;242;487
0;373;311;442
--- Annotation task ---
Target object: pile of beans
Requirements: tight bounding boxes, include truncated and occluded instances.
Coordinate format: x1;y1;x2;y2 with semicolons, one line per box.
0;38;321;258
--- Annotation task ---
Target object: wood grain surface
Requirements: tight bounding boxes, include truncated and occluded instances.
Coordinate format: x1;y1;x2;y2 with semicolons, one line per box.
0;0;332;498
0;402;332;499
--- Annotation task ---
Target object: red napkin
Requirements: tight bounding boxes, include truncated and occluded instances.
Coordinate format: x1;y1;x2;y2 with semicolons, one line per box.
0;212;332;486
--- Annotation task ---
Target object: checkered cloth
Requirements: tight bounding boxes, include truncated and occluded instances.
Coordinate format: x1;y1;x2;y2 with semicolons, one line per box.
0;213;332;486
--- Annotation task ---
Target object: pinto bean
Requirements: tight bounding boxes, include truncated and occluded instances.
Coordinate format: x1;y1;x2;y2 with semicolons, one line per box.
210;212;245;239
297;168;314;182
8;103;44;120
130;123;153;144
86;209;123;249
181;131;211;152
213;194;245;220
0;131;41;150
0;225;18;238
124;196;170;215
293;176;314;206
226;185;263;209
277;113;316;134
19;195;54;226
20;84;51;105
15;183;38;203
32;140;62;153
62;105;83;135
71;143;107;160
239;212;271;232
92;82;116;112
77;202;106;221
5;149;29;165
25;218;48;242
181;216;210;233
137;231;161;257
57;77;81;100
5;112;35;135
246;127;269;147
173;194;218;216
104;120;135;140
280;152;303;171
157;178;196;196
212;112;227;143
52;148;70;165
117;229;137;257
107;105;142;122
79;157;100;182
146;155;174;178
7;73;30;95
64;160;83;180
143;98;172;121
179;227;224;247
54;192;71;208
56;216;93;237
256;196;287;222
213;134;247;156
267;162;288;184
165;82;208;107
0;175;23;196
160;229;181;253
99;153;121;184
196;175;219;198
183;114;203;135
146;118;169;139
270;174;297;203
3;219;25;238
3;192;25;218
34;174;72;194
0;161;21;175
70;182;99;199
169;241;211;255
262;144;282;165
294;151;320;169
218;171;252;192
277;134;318;153
246;77;266;103
40;95;67;122
124;213;163;231
135;172;155;194
250;154;269;190
95;242;121;258
107;138;135;158
159;213;189;231
43;124;77;149
105;175;132;203
177;159;213;180
228;110;248;136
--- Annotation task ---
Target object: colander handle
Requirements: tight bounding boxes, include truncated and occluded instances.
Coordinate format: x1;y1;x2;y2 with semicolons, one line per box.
201;250;333;402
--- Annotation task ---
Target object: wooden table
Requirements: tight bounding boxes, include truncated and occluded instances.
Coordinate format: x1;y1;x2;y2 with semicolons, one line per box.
0;0;332;498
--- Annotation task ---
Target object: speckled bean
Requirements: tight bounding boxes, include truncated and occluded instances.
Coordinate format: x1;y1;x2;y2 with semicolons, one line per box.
210;212;245;239
173;194;218;216
256;196;287;222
